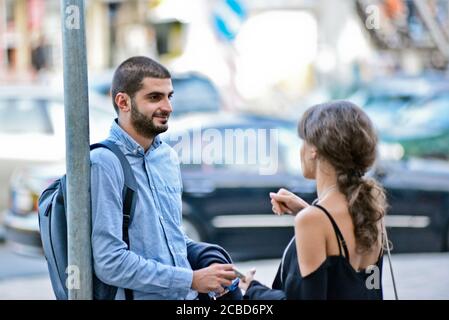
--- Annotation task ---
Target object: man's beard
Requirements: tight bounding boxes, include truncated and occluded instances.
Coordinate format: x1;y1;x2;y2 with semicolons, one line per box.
130;99;169;139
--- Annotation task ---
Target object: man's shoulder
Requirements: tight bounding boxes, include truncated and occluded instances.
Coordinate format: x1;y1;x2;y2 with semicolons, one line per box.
90;147;125;186
90;147;123;175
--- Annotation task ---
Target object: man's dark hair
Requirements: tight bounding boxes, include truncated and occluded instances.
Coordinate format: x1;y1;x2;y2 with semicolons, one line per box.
111;56;171;113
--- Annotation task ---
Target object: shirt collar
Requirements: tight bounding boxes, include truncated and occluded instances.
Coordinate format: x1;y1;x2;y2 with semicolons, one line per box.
109;119;162;156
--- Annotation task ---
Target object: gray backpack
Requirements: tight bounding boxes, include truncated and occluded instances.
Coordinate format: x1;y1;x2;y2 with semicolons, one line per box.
38;140;136;300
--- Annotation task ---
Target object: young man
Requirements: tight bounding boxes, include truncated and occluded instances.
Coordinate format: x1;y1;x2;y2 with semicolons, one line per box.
90;56;237;300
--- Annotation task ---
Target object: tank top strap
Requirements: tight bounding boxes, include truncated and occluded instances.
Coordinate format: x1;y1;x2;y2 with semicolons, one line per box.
378;219;385;261
313;204;350;261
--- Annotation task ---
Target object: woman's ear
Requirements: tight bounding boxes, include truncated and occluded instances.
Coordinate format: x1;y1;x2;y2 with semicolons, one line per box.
310;146;318;160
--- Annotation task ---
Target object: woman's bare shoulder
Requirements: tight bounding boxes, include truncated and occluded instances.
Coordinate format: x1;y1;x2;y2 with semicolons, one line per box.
294;205;329;230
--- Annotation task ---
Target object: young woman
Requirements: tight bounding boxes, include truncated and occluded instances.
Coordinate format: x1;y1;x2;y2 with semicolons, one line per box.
239;100;387;300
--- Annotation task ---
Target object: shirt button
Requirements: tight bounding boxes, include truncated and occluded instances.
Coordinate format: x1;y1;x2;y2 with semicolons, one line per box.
160;216;164;221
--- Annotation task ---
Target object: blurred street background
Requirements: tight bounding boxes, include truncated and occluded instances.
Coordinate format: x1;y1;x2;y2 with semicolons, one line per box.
1;0;449;299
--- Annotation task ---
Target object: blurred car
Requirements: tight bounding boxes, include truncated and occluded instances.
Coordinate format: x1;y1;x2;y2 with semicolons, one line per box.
90;71;222;117
349;75;449;131
0;85;114;215
3;112;314;257
4;112;449;259
382;92;449;159
348;74;449;159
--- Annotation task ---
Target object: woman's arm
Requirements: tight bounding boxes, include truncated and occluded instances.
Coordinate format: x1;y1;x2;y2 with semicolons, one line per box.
244;280;287;300
240;207;329;300
239;268;287;300
294;206;327;277
293;206;329;299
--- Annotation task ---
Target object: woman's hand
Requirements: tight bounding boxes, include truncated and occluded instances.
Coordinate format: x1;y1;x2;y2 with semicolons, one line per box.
270;188;309;215
238;268;256;292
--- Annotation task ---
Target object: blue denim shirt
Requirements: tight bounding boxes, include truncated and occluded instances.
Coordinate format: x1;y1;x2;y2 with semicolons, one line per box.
90;119;197;300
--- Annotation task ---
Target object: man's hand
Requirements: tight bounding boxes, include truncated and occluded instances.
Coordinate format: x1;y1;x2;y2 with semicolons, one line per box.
192;263;236;293
270;188;309;215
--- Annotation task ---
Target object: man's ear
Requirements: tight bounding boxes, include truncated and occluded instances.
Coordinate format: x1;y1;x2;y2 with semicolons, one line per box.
115;92;131;112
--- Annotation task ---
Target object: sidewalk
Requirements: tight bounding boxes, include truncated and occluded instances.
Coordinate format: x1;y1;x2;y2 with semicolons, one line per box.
0;276;54;300
1;253;448;299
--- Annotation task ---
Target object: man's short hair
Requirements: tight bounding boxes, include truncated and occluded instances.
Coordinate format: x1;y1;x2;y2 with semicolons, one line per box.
111;56;171;113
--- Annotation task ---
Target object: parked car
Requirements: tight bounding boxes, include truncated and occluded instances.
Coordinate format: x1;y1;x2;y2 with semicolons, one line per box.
0;85;114;215
4;112;449;259
382;92;449;159
348;74;449;159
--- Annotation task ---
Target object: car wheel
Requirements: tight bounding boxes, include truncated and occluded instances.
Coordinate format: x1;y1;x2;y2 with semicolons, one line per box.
182;217;203;242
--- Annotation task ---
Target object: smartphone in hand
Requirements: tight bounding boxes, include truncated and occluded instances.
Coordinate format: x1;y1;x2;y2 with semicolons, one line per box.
232;267;246;281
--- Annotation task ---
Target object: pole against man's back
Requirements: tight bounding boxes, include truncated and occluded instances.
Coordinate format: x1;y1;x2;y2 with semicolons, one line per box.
60;0;92;300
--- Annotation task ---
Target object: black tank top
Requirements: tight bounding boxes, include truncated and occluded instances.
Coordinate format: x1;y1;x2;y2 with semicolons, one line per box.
244;204;384;300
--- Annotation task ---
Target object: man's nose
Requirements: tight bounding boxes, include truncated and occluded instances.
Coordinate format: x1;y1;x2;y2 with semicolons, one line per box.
161;97;173;113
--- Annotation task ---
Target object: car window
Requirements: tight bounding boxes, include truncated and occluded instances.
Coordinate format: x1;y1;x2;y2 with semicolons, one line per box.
399;94;449;130
0;98;53;134
173;125;288;175
210;126;262;173
42;97;114;143
365;95;415;110
171;76;220;116
89;107;115;139
278;127;302;175
164;120;300;176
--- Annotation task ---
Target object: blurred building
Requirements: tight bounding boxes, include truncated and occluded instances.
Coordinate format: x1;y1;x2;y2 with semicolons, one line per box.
0;0;448;108
0;0;159;83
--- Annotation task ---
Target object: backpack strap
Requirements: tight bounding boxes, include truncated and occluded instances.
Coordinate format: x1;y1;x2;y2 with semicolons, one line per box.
90;140;136;301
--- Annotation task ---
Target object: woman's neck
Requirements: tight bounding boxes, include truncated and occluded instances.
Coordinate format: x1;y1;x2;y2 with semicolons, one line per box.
315;164;338;199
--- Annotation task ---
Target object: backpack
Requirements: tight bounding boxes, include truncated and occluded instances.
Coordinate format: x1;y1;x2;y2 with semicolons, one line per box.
38;140;137;300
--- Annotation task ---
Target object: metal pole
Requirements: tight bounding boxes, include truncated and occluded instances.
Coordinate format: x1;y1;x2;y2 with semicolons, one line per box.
60;0;92;300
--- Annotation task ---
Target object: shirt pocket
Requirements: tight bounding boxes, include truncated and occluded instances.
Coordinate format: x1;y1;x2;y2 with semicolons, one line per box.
161;185;183;227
